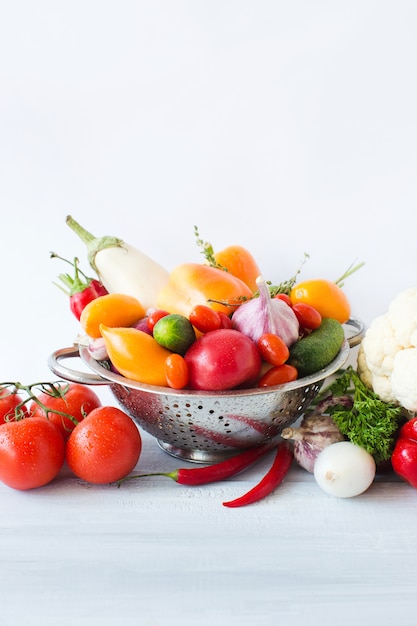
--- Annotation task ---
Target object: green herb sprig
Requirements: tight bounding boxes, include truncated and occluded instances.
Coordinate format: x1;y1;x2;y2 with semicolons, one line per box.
311;367;403;464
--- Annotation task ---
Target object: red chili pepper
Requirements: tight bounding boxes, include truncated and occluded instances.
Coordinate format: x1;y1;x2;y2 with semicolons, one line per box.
119;442;275;487
51;252;108;320
222;441;293;508
391;416;417;488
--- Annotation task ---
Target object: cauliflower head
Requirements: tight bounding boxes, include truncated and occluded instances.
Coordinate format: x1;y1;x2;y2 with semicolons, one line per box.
357;288;417;412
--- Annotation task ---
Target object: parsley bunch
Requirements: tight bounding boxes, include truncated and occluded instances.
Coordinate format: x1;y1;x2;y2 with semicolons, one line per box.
311;367;403;464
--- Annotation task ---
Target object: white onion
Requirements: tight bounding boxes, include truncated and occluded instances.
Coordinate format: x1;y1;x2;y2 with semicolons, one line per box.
313;441;376;498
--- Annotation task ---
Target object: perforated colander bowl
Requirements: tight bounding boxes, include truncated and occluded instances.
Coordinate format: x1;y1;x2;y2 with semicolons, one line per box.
49;319;362;463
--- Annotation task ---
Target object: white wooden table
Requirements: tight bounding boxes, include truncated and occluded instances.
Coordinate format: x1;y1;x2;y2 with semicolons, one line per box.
1;424;415;626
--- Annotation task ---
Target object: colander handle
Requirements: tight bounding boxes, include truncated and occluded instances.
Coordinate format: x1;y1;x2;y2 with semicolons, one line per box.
345;316;365;348
48;346;110;386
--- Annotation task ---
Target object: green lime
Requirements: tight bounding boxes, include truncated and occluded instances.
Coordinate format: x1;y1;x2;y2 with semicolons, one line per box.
153;314;196;355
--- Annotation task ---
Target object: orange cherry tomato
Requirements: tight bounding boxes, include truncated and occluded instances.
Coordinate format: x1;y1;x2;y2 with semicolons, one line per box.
257;333;290;366
258;364;298;387
290;279;351;324
80;293;146;338
165;354;189;389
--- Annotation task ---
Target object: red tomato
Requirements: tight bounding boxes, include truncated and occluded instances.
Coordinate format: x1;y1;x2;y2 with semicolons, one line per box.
29;383;102;440
0;388;28;425
218;312;233;329
184;329;262;390
189;304;222;333
273;293;292;307
165;353;189;389
0;418;65;490
66;406;142;484
257;333;290;366
292;302;322;330
147;309;170;332
258;364;298;387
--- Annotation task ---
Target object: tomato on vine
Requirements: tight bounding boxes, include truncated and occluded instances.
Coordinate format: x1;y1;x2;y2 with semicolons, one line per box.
0;387;28;425
66;406;142;484
0;417;65;490
29;382;102;440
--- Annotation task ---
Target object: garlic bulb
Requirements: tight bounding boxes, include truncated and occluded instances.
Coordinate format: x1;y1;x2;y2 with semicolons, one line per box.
87;337;109;361
231;276;299;346
281;414;345;473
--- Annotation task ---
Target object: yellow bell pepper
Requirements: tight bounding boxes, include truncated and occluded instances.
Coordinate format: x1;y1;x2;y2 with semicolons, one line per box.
157;263;254;318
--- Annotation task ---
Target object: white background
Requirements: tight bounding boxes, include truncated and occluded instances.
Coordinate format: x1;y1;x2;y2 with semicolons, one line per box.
1;0;416;384
1;5;417;626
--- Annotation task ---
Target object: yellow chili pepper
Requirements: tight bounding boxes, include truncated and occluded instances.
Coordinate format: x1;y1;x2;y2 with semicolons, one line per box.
100;324;171;385
157;263;253;318
80;293;146;338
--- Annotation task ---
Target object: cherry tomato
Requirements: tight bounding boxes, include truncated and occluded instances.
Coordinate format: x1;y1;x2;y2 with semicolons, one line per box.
218;312;233;329
184;329;262;390
0;388;28;424
189;304;222;333
258;364;298;387
292;302;322;330
0;417;65;490
147;309;170;332
165;353;189;389
290;279;350;324
66;406;142;484
257;333;290;366
29;383;102;440
273;293;292;307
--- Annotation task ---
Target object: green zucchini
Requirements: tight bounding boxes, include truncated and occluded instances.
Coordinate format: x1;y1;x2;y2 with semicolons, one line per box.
288;317;345;377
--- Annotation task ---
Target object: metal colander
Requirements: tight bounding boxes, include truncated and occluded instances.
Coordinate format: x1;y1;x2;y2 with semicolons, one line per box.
49;319;362;463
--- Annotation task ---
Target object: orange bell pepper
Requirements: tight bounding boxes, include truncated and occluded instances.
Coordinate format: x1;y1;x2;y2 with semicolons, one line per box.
214;245;262;292
156;263;253;318
80;293;146;338
100;324;171;385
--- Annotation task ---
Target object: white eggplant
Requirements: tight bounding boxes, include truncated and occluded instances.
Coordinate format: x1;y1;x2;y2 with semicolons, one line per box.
66;216;169;311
